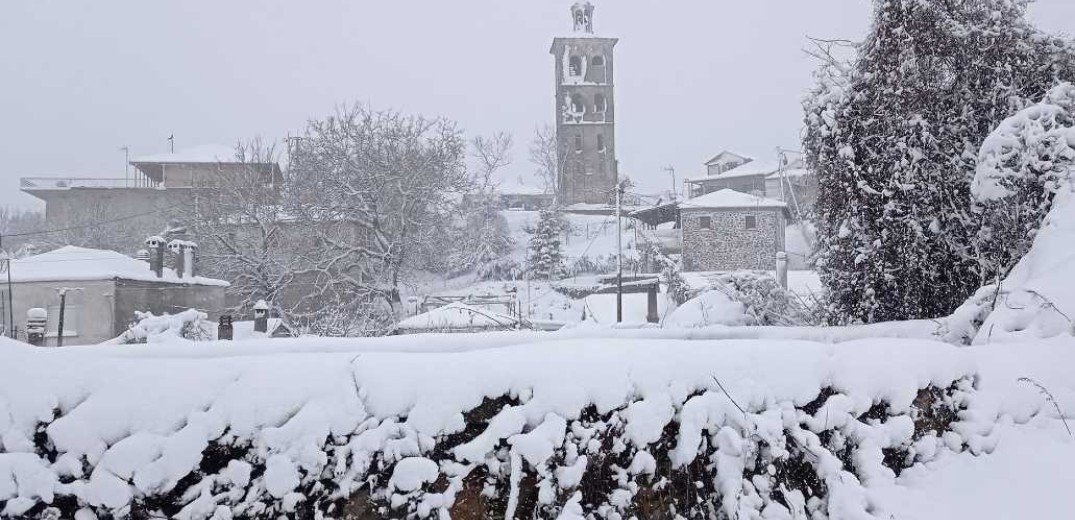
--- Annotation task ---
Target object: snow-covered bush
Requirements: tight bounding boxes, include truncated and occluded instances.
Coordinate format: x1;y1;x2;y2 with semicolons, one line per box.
689;272;813;327
803;0;1075;324
664;289;748;328
973;83;1075;280
937;83;1075;345
111;309;215;344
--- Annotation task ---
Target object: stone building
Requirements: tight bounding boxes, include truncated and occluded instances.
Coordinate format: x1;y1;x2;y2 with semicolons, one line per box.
5;246;227;346
551;2;619;206
679;189;788;272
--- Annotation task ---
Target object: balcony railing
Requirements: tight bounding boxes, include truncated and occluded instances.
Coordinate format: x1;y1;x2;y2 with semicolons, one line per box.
20;176;160;190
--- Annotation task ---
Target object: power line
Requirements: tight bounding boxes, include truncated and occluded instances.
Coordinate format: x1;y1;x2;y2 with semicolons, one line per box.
2;200;191;239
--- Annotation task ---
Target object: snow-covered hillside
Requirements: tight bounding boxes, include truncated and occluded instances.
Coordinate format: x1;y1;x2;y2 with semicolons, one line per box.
1;333;1072;519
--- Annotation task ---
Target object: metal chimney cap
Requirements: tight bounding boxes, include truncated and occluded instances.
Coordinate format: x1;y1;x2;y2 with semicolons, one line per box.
254;300;269;311
27;308;47;320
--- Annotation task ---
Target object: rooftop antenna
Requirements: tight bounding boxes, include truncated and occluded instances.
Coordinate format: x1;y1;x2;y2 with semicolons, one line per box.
167;134;175;153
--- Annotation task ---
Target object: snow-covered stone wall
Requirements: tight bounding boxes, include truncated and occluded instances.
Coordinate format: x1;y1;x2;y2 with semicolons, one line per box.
3;334;1069;519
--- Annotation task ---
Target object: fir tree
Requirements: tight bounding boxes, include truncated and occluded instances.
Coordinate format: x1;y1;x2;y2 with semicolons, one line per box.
803;0;1075;323
526;209;565;280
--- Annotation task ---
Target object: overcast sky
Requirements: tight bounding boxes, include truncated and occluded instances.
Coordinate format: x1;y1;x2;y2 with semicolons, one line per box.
2;0;1074;209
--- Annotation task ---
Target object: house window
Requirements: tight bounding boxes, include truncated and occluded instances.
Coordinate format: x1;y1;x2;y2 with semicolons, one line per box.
596;134;606;152
698;216;712;229
47;304;80;337
574;135;584;153
744;215;757;229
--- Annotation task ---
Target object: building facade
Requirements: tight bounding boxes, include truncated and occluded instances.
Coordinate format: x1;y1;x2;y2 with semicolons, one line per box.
5;246;227;346
679;190;788;272
551;2;619;206
20;145;282;253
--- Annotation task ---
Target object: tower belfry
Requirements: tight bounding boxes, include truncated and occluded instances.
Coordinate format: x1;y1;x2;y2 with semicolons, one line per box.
551;2;618;205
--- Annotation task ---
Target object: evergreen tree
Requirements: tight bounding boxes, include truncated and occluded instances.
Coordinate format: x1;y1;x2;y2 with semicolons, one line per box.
803;0;1075;323
526;209;565;280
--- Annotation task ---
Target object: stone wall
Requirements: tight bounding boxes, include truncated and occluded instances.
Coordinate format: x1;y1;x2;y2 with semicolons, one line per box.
681;207;785;272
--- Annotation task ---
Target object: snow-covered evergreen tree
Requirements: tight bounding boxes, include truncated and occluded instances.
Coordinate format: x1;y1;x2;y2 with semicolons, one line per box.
526;209;565;280
803;0;1075;323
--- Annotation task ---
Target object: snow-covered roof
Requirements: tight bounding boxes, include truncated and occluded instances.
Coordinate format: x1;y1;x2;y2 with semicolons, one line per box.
679;189;787;210
704;151;753;166
765;168;811;180
129;145;240;165
714;159;782;179
396;302;518;332
9;246;229;286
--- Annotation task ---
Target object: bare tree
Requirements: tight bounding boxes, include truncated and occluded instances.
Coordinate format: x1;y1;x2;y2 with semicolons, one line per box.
529;124;562;197
471;132;514;189
286;104;468;332
0;208;45;257
187;138;301;319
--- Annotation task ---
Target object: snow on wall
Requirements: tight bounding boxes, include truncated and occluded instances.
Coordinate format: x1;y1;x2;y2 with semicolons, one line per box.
2;333;1071;519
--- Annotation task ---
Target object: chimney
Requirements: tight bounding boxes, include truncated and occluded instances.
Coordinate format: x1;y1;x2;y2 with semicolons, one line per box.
136;249;150;262
184;242;198;278
253;299;269;333
776;252;789;289
145;236;165;278
167;240;185;278
26;308;47;346
217;315;233;340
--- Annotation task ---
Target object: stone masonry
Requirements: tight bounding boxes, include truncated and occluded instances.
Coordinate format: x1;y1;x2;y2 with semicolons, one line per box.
681;208;786;272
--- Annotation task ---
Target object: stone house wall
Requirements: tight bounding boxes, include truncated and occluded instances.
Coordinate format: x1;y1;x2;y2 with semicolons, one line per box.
681;207;786;272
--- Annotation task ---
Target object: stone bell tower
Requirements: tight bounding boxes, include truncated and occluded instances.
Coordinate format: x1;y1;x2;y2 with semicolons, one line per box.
550;2;619;205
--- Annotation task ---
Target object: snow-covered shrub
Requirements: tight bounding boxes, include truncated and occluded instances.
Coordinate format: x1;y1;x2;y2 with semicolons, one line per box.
973;83;1075;280
691;272;813;327
803;0;1075;324
111;309;215;344
663;289;748;328
935;83;1075;345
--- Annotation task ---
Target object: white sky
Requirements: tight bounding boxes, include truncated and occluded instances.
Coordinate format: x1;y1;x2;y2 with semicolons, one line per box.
2;0;1074;208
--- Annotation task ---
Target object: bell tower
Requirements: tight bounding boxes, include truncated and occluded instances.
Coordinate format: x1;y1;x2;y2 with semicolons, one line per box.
551;2;618;205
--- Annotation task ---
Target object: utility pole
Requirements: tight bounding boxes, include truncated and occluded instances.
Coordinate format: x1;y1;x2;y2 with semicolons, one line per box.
616;181;624;323
664;166;677;203
55;287;81;347
121;146;130;187
1;258;13;339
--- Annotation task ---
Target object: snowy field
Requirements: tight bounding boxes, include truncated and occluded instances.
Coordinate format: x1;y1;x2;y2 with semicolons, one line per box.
1;332;1072;519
